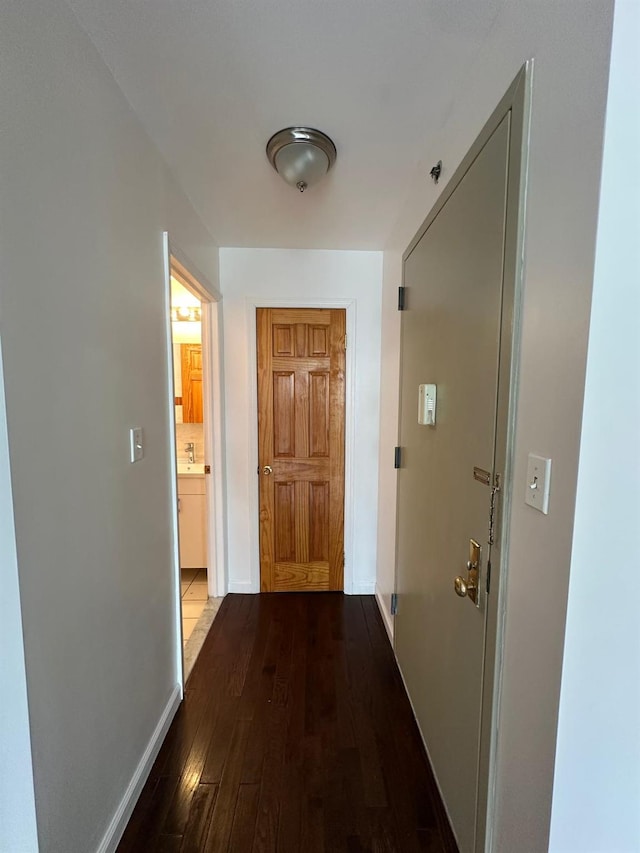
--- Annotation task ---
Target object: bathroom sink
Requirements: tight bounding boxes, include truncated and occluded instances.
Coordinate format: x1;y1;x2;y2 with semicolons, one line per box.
177;462;205;475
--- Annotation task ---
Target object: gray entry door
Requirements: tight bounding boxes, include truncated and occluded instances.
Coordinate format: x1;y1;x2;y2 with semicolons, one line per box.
396;114;510;852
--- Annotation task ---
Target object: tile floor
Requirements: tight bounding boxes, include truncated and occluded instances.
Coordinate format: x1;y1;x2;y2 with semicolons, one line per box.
180;567;224;681
181;567;208;644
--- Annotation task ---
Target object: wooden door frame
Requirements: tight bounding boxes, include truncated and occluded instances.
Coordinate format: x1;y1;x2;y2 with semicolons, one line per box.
163;234;228;689
397;64;532;852
246;298;356;594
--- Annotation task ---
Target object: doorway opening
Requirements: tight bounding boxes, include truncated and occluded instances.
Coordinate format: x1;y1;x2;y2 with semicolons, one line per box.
164;241;227;683
170;275;212;645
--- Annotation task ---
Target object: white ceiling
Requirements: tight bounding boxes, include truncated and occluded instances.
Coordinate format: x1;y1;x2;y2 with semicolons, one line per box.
66;0;503;250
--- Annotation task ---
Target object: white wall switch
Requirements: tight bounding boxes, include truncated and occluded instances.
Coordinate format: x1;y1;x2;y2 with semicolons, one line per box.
129;427;144;463
525;453;551;514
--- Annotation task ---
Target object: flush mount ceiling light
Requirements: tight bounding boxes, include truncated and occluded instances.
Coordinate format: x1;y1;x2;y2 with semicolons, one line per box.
266;127;337;192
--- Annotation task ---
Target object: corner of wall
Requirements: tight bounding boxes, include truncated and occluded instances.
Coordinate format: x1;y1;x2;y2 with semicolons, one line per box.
96;685;181;853
375;583;394;643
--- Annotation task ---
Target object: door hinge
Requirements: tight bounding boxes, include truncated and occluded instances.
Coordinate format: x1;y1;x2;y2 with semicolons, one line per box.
391;593;398;616
486;559;492;595
344;333;347;351
398;286;406;311
342;551;345;568
394;446;402;469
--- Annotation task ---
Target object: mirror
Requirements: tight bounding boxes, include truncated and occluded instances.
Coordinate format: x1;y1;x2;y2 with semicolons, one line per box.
171;275;203;425
179;344;203;423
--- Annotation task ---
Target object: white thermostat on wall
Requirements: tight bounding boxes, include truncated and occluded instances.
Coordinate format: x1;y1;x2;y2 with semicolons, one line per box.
418;384;437;426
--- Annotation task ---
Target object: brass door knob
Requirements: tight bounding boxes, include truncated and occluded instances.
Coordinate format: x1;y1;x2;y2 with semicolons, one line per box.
455;574;477;599
454;576;468;597
262;465;273;475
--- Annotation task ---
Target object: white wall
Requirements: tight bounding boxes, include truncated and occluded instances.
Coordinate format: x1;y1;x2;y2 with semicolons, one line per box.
375;1;615;850
219;248;382;595
0;2;218;851
0;341;39;852
549;1;640;849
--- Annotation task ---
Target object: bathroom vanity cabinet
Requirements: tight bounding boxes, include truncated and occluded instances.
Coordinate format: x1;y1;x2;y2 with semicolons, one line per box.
177;475;206;568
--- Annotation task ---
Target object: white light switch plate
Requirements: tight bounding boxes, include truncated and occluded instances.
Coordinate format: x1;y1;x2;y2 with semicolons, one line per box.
130;427;144;463
525;453;551;514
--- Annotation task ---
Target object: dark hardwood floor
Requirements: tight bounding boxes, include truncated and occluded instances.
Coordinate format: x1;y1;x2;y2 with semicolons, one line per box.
117;594;458;852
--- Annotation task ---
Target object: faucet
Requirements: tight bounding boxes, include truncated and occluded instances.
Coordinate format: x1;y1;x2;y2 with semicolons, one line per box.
185;442;195;464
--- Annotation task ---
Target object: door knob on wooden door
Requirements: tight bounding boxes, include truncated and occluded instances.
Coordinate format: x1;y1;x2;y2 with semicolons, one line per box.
262;465;273;475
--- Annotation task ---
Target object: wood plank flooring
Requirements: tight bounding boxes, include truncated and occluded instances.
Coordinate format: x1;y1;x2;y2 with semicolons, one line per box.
117;594;458;852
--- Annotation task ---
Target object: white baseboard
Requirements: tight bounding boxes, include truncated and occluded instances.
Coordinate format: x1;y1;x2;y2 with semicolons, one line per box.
227;580;376;595
350;581;376;595
375;584;394;643
227;580;256;593
96;683;182;853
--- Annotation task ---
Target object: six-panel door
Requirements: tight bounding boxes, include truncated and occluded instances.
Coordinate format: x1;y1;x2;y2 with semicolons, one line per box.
257;308;345;591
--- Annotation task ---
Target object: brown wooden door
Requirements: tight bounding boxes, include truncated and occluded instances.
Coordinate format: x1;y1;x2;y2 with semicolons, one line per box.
181;344;203;423
257;308;346;591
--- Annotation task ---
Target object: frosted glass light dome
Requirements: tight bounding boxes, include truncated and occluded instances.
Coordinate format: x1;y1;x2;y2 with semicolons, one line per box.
266;127;337;192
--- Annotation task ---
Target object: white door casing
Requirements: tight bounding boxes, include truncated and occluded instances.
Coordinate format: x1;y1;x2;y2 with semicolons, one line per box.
163;235;227;687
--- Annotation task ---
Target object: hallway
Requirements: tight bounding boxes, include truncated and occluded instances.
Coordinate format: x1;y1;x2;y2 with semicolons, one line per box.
116;594;458;852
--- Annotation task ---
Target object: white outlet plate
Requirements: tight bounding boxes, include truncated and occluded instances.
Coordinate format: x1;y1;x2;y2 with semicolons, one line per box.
525;453;551;514
130;427;144;463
